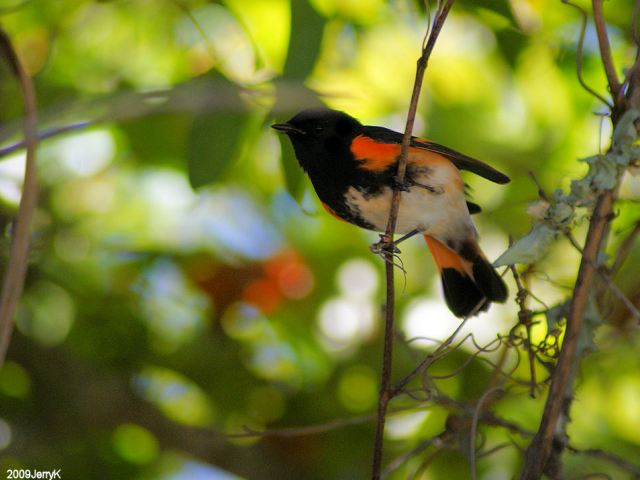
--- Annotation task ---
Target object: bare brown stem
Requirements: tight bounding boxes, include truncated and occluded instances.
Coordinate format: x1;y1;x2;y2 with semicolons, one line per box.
371;2;455;478
0;27;39;367
592;0;622;111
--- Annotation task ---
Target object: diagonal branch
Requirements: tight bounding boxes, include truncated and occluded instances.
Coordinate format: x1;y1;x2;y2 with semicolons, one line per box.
520;2;640;475
0;27;39;367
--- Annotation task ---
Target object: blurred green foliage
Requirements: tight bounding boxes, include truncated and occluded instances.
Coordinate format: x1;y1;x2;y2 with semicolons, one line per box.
0;0;639;479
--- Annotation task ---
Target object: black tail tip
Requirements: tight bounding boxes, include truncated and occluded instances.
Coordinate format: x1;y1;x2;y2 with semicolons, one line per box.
441;268;489;318
440;263;508;318
473;260;508;303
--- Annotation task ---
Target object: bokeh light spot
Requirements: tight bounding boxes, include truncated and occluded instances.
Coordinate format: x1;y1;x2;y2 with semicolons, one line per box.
0;419;12;451
247;386;286;423
337;258;378;299
265;250;315;300
402;297;458;346
385;411;430;440
48;129;115;178
242;278;281;313
133;366;216;427
112;423;159;465
318;297;375;351
0;362;31;399
338;365;377;412
17;281;75;347
221;303;271;341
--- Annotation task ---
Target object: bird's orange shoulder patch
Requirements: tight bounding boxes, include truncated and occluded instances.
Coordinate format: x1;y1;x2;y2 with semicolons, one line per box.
350;135;400;171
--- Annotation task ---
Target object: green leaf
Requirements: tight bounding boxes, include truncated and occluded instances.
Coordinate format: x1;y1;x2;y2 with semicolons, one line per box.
493;223;557;266
269;0;325;201
283;0;326;80
458;0;517;27
494;29;527;67
577;293;603;356
278;132;305;200
547;197;574;227
187;111;250;189
587;154;619;191
123;114;191;168
545;301;569;335
612;108;640;147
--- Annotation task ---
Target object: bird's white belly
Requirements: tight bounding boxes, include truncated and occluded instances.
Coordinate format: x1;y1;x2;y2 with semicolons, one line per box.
344;184;473;239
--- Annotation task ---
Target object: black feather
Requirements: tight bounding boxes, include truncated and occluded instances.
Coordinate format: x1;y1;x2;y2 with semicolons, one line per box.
472;258;508;302
440;268;489;318
466;201;482;214
361;126;510;184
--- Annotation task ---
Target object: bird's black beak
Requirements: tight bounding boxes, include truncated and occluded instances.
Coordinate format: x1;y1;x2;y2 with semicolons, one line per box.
271;123;306;135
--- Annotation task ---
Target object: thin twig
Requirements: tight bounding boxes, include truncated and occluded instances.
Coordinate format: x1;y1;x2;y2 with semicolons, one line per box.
592;0;622;110
561;0;613;108
370;3;455;479
224;404;434;440
568;446;640;476
0;121;94;158
0;28;39;367
171;0;218;63
411;443;445;479
470;387;503;480
393;316;470;396
382;436;440;478
509;257;537;398
609;220;640;275
561;229;640;322
224;412;377;439
597;267;640;322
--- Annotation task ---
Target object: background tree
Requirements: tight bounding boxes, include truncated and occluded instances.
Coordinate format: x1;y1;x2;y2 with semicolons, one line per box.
0;1;639;479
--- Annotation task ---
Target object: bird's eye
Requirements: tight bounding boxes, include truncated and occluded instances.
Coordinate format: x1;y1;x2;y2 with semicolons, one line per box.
314;125;324;134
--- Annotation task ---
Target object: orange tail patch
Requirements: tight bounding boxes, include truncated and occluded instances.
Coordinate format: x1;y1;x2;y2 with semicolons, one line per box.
424;234;507;317
423;235;470;274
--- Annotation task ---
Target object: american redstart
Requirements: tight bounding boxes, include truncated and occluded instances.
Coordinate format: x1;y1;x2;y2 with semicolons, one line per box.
272;109;508;317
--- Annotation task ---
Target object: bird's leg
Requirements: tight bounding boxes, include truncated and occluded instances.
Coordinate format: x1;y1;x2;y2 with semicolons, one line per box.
370;229;421;255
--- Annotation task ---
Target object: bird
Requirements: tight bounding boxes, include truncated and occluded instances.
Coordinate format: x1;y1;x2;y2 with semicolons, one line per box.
272;108;509;317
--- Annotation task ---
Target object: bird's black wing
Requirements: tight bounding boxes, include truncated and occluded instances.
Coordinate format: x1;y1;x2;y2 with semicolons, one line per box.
362;126;511;185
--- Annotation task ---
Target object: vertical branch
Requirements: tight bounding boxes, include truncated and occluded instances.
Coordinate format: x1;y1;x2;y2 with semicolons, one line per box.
370;2;455;479
0;28;39;366
520;2;634;477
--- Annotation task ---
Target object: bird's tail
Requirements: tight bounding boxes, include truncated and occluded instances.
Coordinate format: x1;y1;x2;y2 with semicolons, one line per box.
424;234;508;318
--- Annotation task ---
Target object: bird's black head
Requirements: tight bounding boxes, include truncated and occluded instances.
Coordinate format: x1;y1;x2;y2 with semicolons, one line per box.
271;108;363;172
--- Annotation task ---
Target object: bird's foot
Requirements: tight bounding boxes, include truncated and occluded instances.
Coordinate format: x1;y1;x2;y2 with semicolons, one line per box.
370;234;401;255
391;176;412;192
